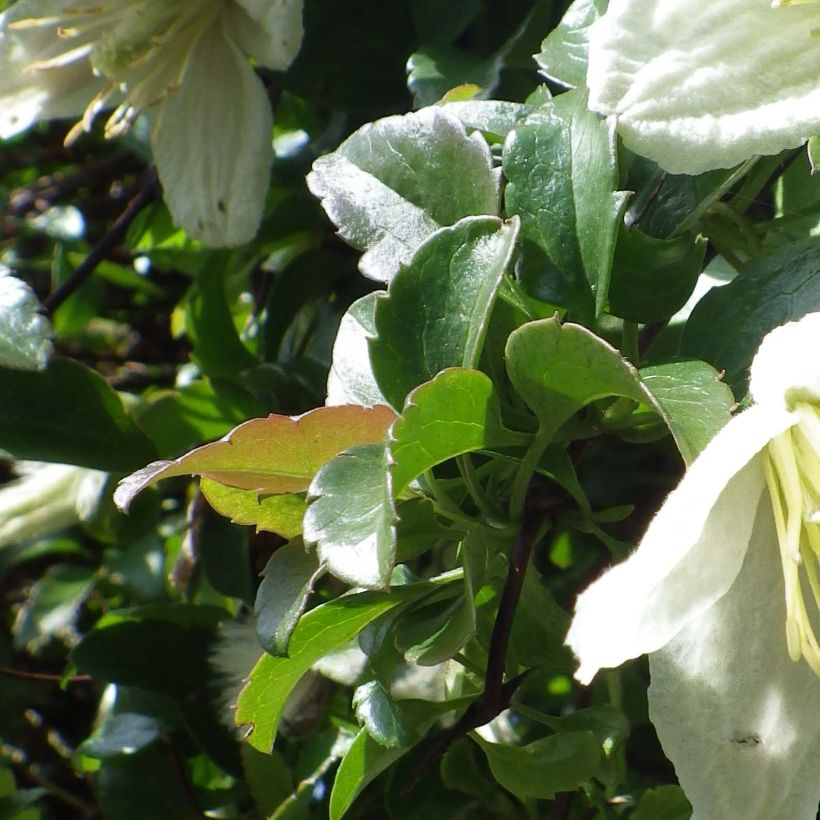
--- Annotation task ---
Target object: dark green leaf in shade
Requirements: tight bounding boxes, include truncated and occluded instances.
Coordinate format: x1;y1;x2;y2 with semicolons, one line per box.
390;368;529;494
407;46;502;108
394;498;456;563
79;713;161;759
607;227;707;324
326;293;387;407
640;361;735;464
200;477;307;539
370;216;520;410
195;503;254;604
352;680;415;748
303;444;395;588
440;741;519;816
306;109;501;282
505;317;651;440
0;357;156;471
681;239;820;396
235;588;423;752
254;541;323;656
509;564;572;673
634;785;694;820
503;88;629;321
473;730;601;799
535;0;607;88
329;698;470;820
240;746;293;818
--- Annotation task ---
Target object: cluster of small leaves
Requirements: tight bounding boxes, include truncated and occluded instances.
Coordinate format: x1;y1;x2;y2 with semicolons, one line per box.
1;0;819;819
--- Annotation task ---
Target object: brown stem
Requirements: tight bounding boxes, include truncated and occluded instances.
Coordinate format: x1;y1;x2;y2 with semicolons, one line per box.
0;666;92;684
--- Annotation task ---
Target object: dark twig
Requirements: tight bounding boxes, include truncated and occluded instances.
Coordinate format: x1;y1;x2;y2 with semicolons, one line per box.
42;167;158;316
0;666;92;684
401;507;546;794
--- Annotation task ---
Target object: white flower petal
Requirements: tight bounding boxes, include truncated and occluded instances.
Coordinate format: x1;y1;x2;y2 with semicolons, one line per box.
226;0;304;70
648;497;820;820
567;404;795;684
0;270;53;370
152;19;273;247
587;0;820;173
0;0;100;138
750;312;820;408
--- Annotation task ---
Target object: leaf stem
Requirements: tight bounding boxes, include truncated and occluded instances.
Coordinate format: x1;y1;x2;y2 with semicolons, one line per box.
508;429;552;522
620;321;640;365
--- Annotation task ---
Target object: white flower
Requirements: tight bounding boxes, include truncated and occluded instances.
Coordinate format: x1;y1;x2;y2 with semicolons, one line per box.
567;312;820;818
0;268;53;370
0;0;304;246
586;0;820;174
0;461;107;547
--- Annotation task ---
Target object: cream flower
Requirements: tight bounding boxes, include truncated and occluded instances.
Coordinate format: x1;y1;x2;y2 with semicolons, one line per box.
586;0;820;174
0;268;53;371
0;0;304;246
567;313;820;818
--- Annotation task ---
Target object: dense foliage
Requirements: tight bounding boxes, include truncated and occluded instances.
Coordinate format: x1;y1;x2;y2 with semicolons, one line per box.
0;0;818;818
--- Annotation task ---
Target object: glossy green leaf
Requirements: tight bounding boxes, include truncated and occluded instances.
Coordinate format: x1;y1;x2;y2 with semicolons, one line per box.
326;293;386;408
390;369;529;494
503;88;629;320
254;541;323;656
607;228;707;323
114;404;396;512
199;478;307;539
0;357;156;471
307;108;501;282
370;216;519;410
79;713;161;759
304;444;395;588
681;239;820;395
535;0;606;88
352;680;415;748
442;100;535;140
506;318;651;440
640;361;735;464
473;731;601;799
235;588;421;753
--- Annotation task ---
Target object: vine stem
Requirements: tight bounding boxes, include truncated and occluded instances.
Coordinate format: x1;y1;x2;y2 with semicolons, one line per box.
42;166;158;316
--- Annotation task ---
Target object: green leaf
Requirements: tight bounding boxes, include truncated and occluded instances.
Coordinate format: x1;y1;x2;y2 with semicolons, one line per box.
442;101;536;141
304;444;395;588
0;272;53;371
199;478;307;539
535;0;606;88
607;228;707;323
505;318;651;440
503;88;629;320
194;503;253;603
329;698;469;820
114;404;395;511
0;357;156;471
255;541;323;656
79;713;161;759
390;369;528;494
634;785;693;820
473;731;601;799
640;361;735;464
235;588;422;753
394;498;456;563
306;108;501;282
241;746;293;818
352;680;415;748
327;293;387;407
407;46;501;108
681;238;820;395
370;216;519;410
808;136;820;174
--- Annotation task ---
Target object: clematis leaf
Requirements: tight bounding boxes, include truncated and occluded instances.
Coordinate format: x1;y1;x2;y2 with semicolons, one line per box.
303;444;395;589
640;361;735;464
352;680;415;749
503;87;629;320
370;216;519;411
114;404;396;512
389;368;529;495
441;100;535;140
681;238;820;396
535;0;606;89
235;587;424;752
306;107;501;282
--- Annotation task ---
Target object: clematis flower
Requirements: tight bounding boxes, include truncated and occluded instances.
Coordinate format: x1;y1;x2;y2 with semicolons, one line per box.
0;0;304;246
586;0;820;174
567;313;820;818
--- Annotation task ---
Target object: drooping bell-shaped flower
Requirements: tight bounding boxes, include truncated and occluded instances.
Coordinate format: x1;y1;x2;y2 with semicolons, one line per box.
567;313;820;818
586;0;820;174
0;0;304;246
